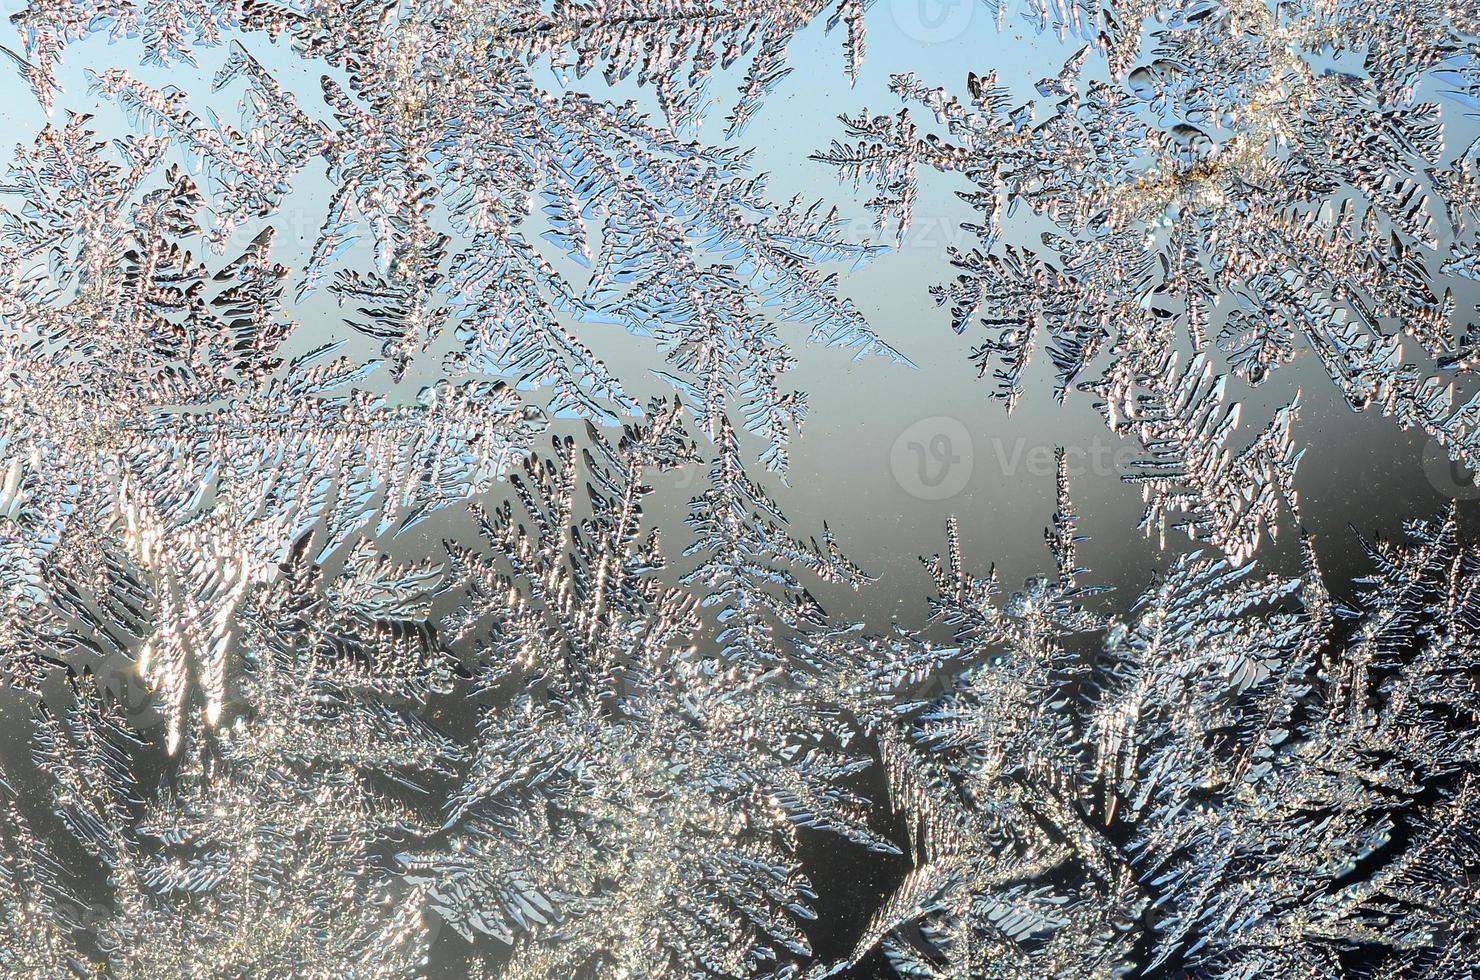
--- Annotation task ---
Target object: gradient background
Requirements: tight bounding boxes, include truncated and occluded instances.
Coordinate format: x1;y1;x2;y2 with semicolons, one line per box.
1;4;1478;975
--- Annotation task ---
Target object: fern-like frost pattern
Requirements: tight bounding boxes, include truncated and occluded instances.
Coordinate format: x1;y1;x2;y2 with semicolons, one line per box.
0;1;1477;978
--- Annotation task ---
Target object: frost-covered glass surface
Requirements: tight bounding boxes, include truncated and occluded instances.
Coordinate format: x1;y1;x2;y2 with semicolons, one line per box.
0;2;1478;977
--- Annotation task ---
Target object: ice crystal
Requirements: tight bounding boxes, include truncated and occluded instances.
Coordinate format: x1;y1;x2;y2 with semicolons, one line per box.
817;0;1480;560
8;0;900;426
0;113;542;744
402;409;892;977
4;416;1480;976
20;550;450;979
2;0;1480;977
837;472;1480;978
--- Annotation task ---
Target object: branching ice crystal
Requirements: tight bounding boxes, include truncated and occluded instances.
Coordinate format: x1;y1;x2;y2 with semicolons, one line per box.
403;408;893;977
20;542;453;979
9;0;901;427
817;0;1480;561
3;410;1480;976
2;0;1480;977
0;115;543;745
831;464;1480;977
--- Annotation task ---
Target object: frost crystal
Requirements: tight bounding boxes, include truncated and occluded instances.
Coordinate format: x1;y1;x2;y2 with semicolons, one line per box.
836;473;1480;978
818;0;1480;559
1;0;1479;977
